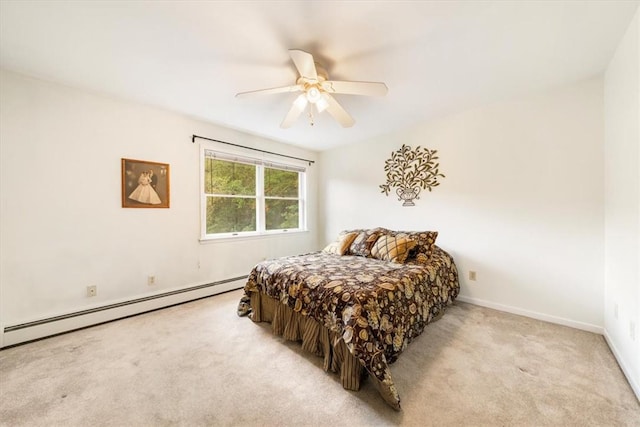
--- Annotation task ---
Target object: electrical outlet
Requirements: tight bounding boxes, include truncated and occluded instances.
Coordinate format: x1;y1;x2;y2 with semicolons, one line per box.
468;271;477;281
148;275;156;285
630;321;636;341
614;303;619;320
86;285;97;297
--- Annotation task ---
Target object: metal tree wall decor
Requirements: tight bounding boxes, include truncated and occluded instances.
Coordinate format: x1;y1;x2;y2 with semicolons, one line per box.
379;144;444;206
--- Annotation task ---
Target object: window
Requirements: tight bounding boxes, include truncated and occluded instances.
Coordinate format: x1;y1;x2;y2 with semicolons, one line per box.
204;158;257;234
201;148;306;239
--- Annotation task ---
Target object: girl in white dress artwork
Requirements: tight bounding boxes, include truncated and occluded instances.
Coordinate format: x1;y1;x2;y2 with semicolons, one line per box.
128;171;162;205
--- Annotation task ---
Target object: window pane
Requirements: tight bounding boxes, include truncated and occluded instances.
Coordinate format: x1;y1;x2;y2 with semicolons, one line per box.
206;197;256;234
264;168;298;197
265;199;299;230
205;158;255;196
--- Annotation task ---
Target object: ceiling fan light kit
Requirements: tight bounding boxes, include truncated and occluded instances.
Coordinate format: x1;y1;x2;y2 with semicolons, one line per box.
236;49;388;129
306;86;321;103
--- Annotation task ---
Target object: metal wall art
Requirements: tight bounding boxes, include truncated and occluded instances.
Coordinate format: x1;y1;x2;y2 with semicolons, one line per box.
379;144;444;206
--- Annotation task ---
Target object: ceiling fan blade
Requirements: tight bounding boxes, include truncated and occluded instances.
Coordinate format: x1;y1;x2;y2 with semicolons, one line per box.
280;94;308;128
236;85;302;98
321;80;388;96
289;49;318;81
323;94;355;128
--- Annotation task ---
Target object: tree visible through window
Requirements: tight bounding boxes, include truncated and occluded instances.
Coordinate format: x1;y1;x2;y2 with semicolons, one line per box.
205;158;256;234
265;167;299;230
202;150;305;238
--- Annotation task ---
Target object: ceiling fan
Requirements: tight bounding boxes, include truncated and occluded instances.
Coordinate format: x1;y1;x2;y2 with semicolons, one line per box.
236;49;388;128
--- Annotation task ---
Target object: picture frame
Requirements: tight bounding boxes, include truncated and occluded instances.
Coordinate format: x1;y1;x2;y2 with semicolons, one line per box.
121;158;170;208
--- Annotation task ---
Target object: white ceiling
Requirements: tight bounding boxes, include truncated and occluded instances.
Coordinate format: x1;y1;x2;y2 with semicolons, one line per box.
0;1;637;151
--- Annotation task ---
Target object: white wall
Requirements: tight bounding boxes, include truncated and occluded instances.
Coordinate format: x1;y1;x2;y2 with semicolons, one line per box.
320;78;604;332
0;70;319;346
604;8;640;398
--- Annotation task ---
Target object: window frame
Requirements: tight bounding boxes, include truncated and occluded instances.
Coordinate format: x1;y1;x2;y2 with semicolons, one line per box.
200;145;307;241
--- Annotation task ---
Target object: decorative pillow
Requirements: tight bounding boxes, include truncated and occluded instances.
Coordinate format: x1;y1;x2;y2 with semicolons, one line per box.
371;234;418;263
348;228;383;257
385;230;438;260
323;231;358;255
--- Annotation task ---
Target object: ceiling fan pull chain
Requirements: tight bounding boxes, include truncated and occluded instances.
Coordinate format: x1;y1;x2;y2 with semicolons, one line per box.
308;109;314;126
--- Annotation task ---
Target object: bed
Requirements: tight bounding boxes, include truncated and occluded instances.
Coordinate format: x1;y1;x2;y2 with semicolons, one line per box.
237;227;459;410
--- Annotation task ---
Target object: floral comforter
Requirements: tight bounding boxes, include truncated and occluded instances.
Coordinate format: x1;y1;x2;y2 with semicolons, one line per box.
241;246;459;407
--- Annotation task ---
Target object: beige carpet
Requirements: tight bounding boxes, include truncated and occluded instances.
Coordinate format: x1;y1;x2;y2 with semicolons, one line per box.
0;289;638;426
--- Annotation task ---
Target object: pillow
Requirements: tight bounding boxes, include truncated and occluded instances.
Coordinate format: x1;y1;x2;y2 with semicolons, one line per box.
348;229;382;257
385;230;438;260
371;234;418;263
323;232;359;255
407;231;438;258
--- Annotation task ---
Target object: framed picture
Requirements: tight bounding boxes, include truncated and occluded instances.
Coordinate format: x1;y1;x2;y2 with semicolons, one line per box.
121;158;170;208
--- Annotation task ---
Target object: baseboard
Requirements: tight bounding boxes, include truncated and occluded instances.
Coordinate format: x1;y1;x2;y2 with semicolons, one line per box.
456;295;604;334
1;277;246;348
603;330;640;402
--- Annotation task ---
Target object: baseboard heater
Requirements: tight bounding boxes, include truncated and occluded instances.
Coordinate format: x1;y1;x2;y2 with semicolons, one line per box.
4;275;247;334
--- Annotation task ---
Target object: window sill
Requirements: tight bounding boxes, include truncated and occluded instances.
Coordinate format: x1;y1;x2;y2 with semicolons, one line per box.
199;229;309;244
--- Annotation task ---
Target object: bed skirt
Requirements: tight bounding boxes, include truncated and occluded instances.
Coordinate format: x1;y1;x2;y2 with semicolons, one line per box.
249;291;401;410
